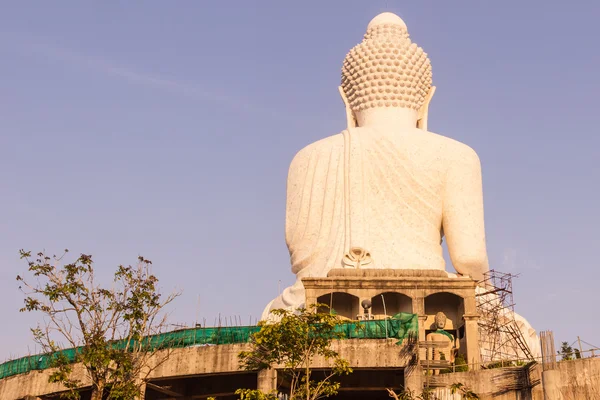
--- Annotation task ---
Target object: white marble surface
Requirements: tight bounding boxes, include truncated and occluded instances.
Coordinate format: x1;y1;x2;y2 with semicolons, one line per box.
263;13;488;316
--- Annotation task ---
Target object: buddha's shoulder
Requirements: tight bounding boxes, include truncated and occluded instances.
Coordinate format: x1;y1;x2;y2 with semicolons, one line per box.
290;132;346;165
289;129;481;167
419;130;481;164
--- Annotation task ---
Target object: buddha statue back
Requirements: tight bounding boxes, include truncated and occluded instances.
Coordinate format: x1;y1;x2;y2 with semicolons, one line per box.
262;12;489;317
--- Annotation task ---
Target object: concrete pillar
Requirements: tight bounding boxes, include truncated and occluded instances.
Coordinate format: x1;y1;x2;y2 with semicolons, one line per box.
417;315;427;341
463;314;480;370
412;293;425;317
304;286;317;310
542;370;562;400
413;293;426;364
404;365;423;394
463;292;478;315
418;315;428;362
257;368;277;393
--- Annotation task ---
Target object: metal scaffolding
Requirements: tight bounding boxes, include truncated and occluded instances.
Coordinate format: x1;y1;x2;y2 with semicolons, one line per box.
476;270;533;363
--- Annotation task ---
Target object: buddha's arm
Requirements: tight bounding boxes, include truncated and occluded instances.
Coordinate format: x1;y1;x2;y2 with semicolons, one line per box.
442;147;489;282
284;148;311;248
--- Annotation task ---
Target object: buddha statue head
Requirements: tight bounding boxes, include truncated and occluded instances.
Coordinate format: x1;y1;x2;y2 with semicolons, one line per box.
434;312;447;330
340;12;434;129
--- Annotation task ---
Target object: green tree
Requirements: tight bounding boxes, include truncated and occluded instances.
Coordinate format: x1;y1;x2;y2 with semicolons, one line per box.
450;382;479;399
387;382;478;400
387;388;439;400
559;341;574;361
17;250;180;400
237;305;352;400
453;354;468;372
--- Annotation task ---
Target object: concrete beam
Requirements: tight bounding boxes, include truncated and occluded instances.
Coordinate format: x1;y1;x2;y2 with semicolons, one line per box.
146;382;184;397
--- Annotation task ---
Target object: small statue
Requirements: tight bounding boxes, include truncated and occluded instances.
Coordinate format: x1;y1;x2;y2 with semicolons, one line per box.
426;312;458;374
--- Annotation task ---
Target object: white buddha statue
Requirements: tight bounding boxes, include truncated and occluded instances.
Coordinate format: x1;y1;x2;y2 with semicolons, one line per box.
262;12;490;317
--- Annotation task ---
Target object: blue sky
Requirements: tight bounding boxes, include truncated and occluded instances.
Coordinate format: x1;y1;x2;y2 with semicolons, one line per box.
1;1;599;360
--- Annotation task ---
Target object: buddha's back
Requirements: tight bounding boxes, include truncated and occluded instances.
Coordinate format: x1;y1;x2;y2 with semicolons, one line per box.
286;125;483;278
262;12;488;315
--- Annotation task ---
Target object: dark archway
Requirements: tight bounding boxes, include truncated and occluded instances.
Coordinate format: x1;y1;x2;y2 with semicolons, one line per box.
424;292;464;328
371;292;412;318
317;292;360;320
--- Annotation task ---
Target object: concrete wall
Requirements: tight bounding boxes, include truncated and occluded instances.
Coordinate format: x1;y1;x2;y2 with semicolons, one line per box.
427;357;600;400
556;357;600;399
0;362;90;400
2;341;599;400
426;364;544;400
0;339;412;399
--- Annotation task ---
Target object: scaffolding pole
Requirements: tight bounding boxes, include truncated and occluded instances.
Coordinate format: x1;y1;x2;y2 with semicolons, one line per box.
476;269;533;364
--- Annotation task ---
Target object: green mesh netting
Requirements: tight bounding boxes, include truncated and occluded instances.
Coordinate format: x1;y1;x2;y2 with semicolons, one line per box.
335;312;418;345
0;313;418;380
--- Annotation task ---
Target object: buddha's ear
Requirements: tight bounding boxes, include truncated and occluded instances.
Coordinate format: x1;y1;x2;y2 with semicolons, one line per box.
338;86;357;129
417;86;436;131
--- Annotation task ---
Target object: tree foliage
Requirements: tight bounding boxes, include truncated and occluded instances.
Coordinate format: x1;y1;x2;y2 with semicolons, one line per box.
450;382;480;399
388;383;479;400
17;250;180;400
559;341;574;361
387;388;438;400
238;305;352;400
235;389;278;400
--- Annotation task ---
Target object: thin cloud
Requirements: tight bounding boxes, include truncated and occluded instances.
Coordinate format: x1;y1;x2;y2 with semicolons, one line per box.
502;248;518;271
501;247;542;272
3;32;282;119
